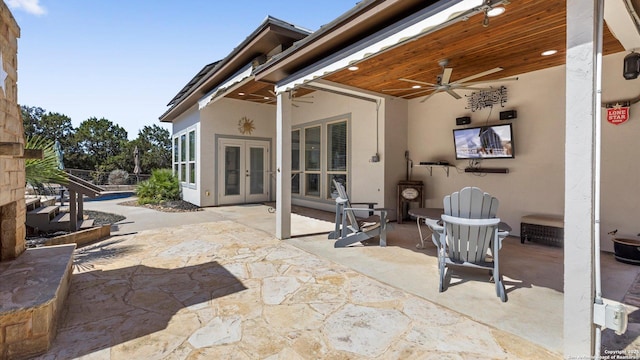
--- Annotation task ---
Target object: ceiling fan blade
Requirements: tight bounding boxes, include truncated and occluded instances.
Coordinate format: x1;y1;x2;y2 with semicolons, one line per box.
293;99;314;104
399;78;437;86
248;93;273;100
451;67;504;84
382;87;422;92
399;88;435;98
269;90;277;97
441;68;453;84
419;90;441;103
457;77;519;86
446;89;462;99
451;86;493;91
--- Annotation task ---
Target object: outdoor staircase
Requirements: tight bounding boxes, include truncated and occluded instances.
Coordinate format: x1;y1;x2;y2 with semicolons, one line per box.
25;196;94;233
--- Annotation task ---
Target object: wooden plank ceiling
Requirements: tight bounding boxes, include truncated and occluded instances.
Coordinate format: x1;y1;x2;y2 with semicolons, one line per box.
229;0;625;103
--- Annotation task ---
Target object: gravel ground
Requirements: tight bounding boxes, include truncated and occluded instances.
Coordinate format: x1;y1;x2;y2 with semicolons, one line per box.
118;199;202;212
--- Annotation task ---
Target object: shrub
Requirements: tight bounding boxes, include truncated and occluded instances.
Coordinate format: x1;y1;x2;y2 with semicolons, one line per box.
136;169;180;204
108;169;129;185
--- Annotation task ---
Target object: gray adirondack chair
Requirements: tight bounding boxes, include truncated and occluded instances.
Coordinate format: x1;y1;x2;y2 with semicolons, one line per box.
426;187;509;302
328;179;391;247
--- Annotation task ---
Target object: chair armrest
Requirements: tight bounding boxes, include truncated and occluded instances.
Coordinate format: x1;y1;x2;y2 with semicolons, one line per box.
424;218;444;232
497;230;509;250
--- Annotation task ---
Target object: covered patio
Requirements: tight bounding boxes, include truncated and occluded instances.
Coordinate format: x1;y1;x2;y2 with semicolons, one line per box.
158;0;640;356
252;0;640;356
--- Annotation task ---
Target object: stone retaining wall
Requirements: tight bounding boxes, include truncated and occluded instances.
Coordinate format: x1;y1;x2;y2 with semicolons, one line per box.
45;224;111;247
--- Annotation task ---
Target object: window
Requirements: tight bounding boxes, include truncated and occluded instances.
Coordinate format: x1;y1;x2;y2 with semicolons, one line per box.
292;118;348;200
304;126;321;197
188;130;196;185
291;129;300;194
327;121;347;199
180;134;187;183
173;129;197;185
173;137;179;177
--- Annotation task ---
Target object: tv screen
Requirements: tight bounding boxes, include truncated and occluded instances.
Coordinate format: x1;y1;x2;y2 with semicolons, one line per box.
453;123;514;159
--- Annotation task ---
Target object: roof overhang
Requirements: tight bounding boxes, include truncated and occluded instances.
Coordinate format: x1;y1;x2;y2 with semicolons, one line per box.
254;0;436;84
256;0;632;102
274;0;491;93
198;64;254;110
160;17;311;123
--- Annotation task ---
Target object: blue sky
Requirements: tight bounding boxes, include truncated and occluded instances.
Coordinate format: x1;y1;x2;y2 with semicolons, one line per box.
8;0;357;139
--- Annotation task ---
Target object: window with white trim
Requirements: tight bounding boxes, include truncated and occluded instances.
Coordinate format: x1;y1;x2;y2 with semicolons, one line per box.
173;129;197;185
292;117;348;200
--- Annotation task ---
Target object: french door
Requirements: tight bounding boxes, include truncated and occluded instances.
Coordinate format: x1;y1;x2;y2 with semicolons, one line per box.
218;138;270;205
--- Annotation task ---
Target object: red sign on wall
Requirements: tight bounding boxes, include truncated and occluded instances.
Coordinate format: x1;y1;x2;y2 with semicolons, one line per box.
607;106;630;125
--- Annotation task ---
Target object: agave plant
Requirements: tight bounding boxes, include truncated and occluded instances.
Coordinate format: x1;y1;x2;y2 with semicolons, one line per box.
24;136;68;189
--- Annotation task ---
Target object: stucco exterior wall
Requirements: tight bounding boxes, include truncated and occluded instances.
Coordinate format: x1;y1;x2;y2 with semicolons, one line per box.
0;2;24;261
196;98;276;207
407;51;639;251
384;97;409;219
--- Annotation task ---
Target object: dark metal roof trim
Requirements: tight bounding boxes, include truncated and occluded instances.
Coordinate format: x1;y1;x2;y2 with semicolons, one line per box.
160;16;311;121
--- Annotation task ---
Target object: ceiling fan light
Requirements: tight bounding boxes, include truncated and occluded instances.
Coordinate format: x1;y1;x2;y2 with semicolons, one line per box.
541;50;558;56
487;7;505;17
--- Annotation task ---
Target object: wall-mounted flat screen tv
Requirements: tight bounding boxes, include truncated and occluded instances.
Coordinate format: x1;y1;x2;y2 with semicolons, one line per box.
453;123;514;159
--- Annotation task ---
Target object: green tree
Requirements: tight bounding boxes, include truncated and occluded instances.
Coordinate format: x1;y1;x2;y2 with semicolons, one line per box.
21;105;45;138
135;125;171;173
72;117;128;170
21;105;74;143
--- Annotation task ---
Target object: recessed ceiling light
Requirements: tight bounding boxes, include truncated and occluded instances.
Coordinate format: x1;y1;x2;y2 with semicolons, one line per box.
264;96;270;100
348;66;359;71
412;85;422;89
238;92;245;96
487;7;505;17
541;50;558;56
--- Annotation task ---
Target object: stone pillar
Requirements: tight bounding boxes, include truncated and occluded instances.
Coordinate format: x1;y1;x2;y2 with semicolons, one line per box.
0;1;25;262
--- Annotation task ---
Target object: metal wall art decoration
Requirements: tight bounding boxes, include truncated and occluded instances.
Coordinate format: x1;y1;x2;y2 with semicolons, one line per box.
466;86;508;112
238;116;255;135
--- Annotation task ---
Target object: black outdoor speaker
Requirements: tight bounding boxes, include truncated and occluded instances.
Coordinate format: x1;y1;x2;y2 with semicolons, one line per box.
499;110;517;120
456;116;471;125
623;52;640;80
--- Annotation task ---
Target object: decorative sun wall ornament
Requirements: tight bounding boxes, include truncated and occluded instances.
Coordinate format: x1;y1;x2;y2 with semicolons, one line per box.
238;116;255;135
466;86;508;112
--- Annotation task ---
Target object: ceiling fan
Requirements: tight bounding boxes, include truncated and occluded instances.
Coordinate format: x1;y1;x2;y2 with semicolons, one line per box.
246;90;314;107
383;59;518;103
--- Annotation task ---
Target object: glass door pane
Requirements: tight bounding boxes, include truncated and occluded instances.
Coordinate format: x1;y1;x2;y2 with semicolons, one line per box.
225;146;241;196
249;147;264;195
305;126;321;171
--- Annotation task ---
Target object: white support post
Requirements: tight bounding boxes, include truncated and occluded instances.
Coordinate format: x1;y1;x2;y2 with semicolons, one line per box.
276;92;292;239
564;0;599;356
